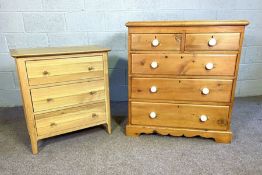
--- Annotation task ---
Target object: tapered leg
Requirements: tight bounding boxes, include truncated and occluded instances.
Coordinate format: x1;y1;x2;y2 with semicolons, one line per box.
104;123;112;134
30;135;38;154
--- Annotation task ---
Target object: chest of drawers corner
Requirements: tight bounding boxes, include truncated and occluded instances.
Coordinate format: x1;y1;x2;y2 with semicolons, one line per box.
11;46;112;154
126;20;249;143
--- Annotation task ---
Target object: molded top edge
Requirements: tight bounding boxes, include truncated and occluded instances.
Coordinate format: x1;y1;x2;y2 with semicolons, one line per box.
126;20;249;27
10;45;110;58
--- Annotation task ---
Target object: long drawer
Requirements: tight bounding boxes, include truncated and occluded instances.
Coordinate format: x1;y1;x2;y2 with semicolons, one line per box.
131;34;182;51
131;78;233;102
131;102;229;130
185;33;240;51
31;79;105;112
131;54;237;76
35;102;106;137
26;55;104;86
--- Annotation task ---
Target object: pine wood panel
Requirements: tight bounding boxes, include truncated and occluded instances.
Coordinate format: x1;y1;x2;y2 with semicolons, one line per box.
35;102;106;137
130;50;239;54
129;99;232;106
131;34;182;51
26;56;104;85
131;78;233;102
102;52;112;134
15;58;39;154
126;125;232;143
10;45;110;58
131;54;237;76
28;77;104;90
185;33;240;51
31;79;105;112
128;26;245;34
131;102;229;130
130;74;235;80
126;20;249;27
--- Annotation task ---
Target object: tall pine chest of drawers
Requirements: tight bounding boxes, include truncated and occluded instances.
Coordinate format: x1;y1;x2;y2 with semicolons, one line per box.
126;20;249;143
11;46;111;154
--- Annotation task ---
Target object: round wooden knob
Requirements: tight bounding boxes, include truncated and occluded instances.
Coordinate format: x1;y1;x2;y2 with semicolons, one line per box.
208;37;217;47
46;98;53;102
43;71;49;75
149;112;157;119
152;39;160;47
92;113;97;118
89;91;96;95
88;66;94;71
205;63;214;70
200;115;208;122
151;61;158;69
150;86;157;93
50;122;57;127
202;87;210;95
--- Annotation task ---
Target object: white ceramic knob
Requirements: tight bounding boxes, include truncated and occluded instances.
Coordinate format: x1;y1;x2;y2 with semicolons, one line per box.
200;115;208;122
205;63;214;70
150;86;157;93
202;87;210;95
152;39;160;47
208;37;217;47
151;61;158;69
149;112;157;119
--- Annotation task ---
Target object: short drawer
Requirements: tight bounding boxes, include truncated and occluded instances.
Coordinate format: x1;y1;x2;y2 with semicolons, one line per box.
131;54;237;76
35;102;106;137
131;34;181;51
185;33;240;51
26;55;104;86
31;79;105;112
131;78;233;102
131;102;229;131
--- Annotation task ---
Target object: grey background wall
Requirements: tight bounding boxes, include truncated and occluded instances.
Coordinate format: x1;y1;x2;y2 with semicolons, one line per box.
0;0;262;106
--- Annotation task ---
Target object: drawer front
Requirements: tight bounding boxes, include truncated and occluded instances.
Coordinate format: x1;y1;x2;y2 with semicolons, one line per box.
131;34;181;51
131;54;237;76
131;102;229;130
31;79;105;112
35;102;106;137
131;78;233;102
26;56;104;86
185;33;240;51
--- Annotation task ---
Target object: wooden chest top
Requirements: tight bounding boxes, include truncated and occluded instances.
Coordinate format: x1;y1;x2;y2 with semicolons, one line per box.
10;45;110;58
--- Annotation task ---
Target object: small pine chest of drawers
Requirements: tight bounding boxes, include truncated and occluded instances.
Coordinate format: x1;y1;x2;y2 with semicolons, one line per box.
11;46;111;154
126;20;249;143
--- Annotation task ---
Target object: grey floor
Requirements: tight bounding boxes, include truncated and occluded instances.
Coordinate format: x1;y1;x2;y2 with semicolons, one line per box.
0;97;261;175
